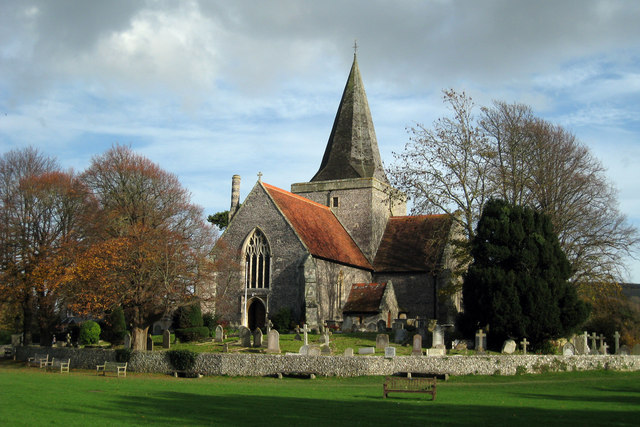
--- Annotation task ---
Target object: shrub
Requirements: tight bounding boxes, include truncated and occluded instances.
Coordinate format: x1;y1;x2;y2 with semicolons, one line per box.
115;348;132;363
202;312;217;337
103;306;127;345
0;330;11;345
174;302;203;329
174;327;209;342
167;349;197;371
270;307;292;332
79;320;101;345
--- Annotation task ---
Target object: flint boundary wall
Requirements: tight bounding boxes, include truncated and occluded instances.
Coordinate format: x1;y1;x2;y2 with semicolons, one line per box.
14;346;640;377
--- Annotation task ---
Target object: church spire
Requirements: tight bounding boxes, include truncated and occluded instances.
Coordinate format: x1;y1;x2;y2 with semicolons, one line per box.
311;54;388;183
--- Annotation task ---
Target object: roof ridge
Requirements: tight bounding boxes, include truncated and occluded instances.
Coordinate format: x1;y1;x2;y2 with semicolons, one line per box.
262;182;331;210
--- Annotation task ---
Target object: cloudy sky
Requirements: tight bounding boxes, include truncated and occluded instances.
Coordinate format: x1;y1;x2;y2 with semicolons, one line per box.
1;0;639;280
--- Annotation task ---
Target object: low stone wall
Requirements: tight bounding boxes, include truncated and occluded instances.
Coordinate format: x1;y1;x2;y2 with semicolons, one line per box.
13;346;640;377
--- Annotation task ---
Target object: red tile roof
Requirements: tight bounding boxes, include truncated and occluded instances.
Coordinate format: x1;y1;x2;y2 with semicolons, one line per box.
342;282;387;314
374;215;453;272
263;183;372;270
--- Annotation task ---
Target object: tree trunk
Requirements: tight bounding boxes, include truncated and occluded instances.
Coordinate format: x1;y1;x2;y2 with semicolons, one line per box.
131;325;149;351
21;296;33;345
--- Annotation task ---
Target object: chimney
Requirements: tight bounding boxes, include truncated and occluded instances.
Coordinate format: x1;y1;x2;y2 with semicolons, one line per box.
229;174;241;223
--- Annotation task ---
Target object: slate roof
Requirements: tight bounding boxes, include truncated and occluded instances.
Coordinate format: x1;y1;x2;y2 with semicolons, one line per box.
342;282;387;314
374;215;453;272
263;183;372;270
311;55;388;183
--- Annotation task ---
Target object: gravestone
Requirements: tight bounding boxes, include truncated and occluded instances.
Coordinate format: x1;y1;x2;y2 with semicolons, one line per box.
366;323;377;332
432;324;445;349
600;343;609;355
294;333;302;341
223;343;229;353
573;332;589;355
320;344;332;355
614;331;621;354
376;334;389;350
412;334;423;356
633;344;640;356
253;328;263;348
520;338;529;355
302;323;310;346
384;346;396;358
502;339;516;354
239;326;251;347
394;328;409;344
341;317;353;332
124;332;132;350
426;347;446;356
475;329;487;352
163;329;171;349
267;330;280;353
589;332;599;355
618;345;630;355
562;342;575;356
266;319;273;335
308;346;321;356
320;333;330;346
377;319;387;332
358;347;375;355
299;345;309;355
146;334;153;351
344;348;354;357
215;325;224;343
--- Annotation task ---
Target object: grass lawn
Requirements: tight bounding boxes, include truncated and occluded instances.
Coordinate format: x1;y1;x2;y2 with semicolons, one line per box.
0;361;638;426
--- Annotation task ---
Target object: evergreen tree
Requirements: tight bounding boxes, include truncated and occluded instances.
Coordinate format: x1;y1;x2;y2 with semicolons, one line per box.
461;199;589;350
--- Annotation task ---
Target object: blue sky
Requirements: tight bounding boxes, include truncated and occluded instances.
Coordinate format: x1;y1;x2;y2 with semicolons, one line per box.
1;0;639;281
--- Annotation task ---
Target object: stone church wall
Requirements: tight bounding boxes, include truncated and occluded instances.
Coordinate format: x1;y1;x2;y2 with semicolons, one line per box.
219;183;309;325
374;272;435;319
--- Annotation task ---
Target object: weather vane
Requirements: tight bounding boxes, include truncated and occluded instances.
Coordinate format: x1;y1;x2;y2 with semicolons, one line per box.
353;40;358;56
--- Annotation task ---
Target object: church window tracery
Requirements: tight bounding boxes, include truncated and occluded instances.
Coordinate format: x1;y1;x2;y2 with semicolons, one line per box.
245;229;271;289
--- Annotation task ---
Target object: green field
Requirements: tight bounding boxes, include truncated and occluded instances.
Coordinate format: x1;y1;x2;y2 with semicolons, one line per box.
0;361;638;426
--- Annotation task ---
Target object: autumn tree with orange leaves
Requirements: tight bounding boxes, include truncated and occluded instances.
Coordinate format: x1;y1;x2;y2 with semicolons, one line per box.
0;148;94;344
65;145;217;351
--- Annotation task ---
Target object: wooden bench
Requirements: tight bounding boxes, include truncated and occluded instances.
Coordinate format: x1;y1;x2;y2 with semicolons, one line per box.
96;361;127;377
27;354;49;368
49;358;70;373
383;376;437;400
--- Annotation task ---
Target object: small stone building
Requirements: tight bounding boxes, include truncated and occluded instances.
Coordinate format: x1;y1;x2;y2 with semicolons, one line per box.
211;54;463;330
342;282;399;331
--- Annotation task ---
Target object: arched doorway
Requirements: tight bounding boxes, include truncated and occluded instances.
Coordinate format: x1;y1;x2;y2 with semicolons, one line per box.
247;298;266;331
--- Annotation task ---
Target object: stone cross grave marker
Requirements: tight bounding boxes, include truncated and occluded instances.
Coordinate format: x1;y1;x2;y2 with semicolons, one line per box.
562;342;575;356
614;331;621;354
475;329;486;352
502;339;516;354
412;334;423;356
589;332;598;354
344;348;354;357
520;338;529;354
147;334;153;351
600;342;609;355
385;346;396;358
376;334;389;350
302;323;310;346
215;325;224;343
253;328;263;348
598;334;605;349
239;326;251;347
267;329;280;353
163;329;171;349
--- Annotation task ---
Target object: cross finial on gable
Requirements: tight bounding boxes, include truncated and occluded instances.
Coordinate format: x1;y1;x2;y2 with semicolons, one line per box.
257;171;263;182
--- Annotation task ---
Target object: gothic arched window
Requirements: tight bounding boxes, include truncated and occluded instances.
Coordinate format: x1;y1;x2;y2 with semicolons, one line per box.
245;229;271;289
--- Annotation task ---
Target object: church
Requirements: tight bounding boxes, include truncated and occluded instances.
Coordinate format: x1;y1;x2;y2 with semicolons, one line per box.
214;54;463;331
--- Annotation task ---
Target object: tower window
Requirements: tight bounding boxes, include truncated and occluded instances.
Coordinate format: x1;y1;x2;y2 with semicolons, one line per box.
332;196;339;207
245;230;271;289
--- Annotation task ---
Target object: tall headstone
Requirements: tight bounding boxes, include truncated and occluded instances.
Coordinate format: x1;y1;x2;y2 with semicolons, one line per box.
124;332;132;350
146;334;153;351
412;334;423;356
302;323;310;346
162;329;171;349
574;332;589;355
432;324;445;349
376;334;389;350
267;329;280;353
253;328;263;348
377;319;387;332
215;325;224;343
341;317;353;332
614;331;621;355
475;329;486;352
239;326;251;347
394;328;409;344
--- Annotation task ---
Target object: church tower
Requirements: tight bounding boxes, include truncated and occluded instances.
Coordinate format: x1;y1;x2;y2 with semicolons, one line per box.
291;54;406;262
